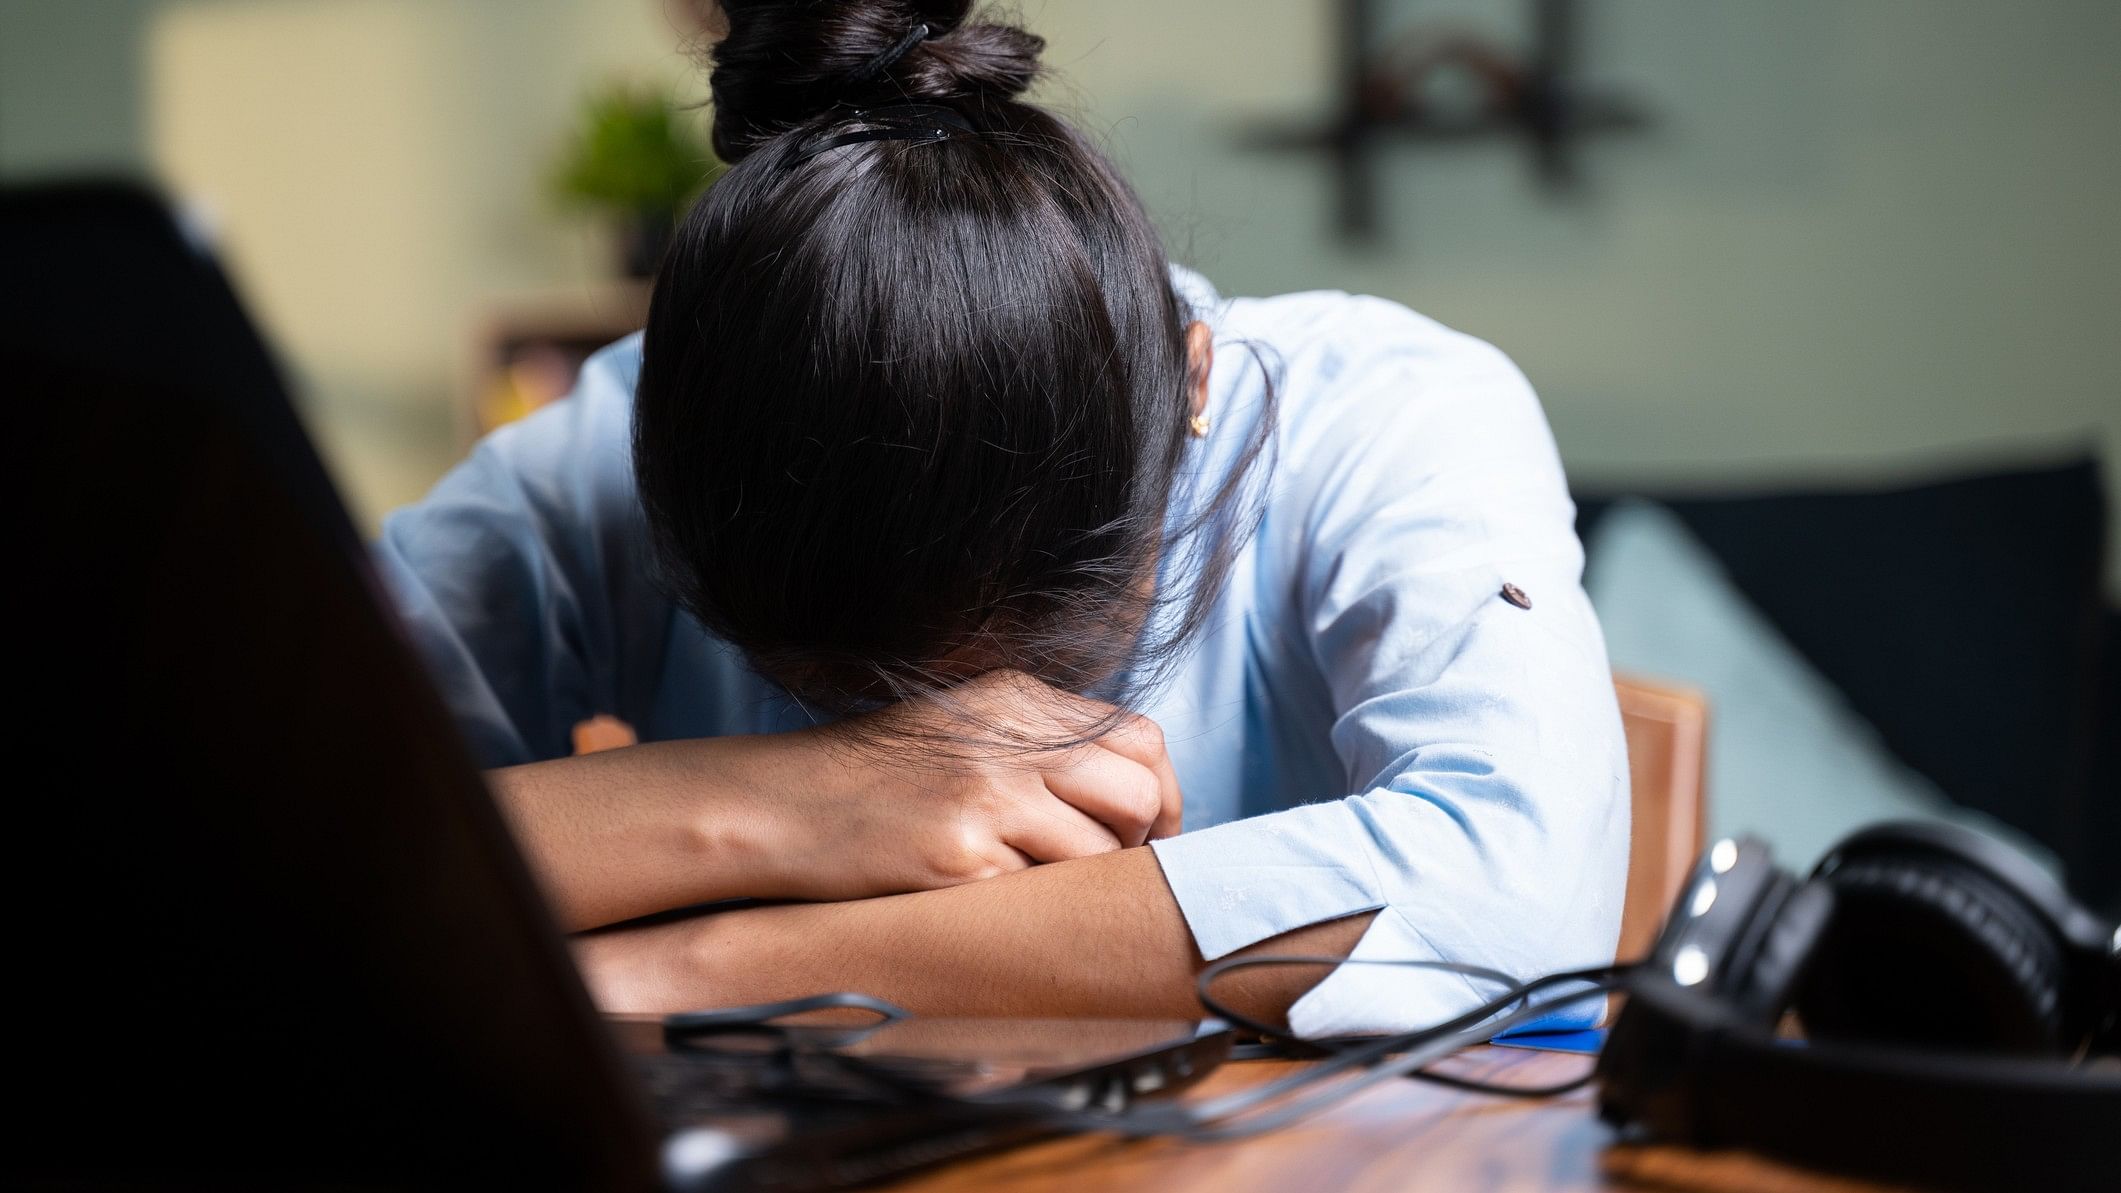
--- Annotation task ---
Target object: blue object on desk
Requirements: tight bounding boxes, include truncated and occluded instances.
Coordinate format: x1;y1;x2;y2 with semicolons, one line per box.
1491;1028;1606;1055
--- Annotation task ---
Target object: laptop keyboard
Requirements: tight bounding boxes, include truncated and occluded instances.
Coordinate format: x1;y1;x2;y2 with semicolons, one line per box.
635;1046;988;1127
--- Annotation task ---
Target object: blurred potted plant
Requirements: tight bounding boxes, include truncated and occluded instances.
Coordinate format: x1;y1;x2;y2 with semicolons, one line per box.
550;85;724;278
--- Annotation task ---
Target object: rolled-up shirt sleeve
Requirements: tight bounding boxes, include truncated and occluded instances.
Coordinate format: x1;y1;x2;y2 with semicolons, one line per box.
1151;301;1630;1037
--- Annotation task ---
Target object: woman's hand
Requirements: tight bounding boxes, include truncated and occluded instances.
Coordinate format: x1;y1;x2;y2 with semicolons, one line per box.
488;671;1180;930
752;670;1183;902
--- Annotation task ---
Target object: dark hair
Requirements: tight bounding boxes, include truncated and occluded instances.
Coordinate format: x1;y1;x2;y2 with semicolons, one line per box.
634;0;1269;734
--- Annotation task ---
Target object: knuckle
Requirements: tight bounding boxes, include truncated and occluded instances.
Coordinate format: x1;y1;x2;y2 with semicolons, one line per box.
948;856;1003;883
1125;713;1167;754
1126;771;1162;825
932;828;994;883
960;776;1015;819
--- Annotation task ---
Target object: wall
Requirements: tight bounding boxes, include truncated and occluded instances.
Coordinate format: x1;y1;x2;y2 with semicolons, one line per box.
3;1;2117;586
1028;0;2121;588
2;0;697;526
0;0;154;175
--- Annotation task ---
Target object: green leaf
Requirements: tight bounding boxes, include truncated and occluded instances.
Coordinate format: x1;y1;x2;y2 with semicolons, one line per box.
549;84;725;218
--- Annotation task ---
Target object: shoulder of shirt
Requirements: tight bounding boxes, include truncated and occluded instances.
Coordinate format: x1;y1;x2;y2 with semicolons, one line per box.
477;331;642;458
449;330;645;530
582;330;646;393
1174;262;1522;388
571;331;645;428
1172;265;1540;463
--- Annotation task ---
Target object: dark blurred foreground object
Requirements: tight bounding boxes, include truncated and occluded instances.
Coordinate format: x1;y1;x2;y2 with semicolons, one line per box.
2;180;663;1190
1600;822;2119;1193
0;182;1227;1191
1579;459;2118;912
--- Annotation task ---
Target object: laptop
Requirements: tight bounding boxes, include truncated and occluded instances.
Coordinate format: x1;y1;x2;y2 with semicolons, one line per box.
2;181;1228;1191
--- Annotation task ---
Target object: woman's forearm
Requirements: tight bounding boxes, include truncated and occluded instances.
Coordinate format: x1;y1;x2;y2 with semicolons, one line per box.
572;845;1375;1024
487;673;1190;934
486;737;805;932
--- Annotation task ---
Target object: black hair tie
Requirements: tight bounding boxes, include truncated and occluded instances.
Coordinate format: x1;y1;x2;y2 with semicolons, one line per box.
789;25;964;168
790;100;972;166
851;22;934;83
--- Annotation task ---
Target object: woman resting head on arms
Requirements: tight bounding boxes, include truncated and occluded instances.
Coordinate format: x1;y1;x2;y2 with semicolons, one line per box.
638;0;1243;781
380;0;1630;1036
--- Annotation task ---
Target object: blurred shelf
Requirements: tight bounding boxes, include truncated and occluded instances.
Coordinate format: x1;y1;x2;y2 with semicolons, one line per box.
463;278;651;443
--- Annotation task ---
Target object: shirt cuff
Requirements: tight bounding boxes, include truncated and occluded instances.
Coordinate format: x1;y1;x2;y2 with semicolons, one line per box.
1286;907;1606;1037
1150;800;1608;1039
1286;907;1485;1037
1150;799;1385;961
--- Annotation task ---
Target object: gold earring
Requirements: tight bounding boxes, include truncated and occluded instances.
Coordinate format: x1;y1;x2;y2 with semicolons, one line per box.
1188;412;1212;439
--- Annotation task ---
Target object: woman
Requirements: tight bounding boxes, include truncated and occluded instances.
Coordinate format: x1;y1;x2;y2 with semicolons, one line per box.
381;0;1628;1037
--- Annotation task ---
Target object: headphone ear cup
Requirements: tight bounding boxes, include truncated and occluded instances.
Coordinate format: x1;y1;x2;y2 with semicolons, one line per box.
1796;854;2069;1054
1726;879;1835;1024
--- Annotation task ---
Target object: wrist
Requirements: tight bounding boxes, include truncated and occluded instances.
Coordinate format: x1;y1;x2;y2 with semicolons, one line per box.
682;730;834;902
573;915;719;1013
683;900;851;1011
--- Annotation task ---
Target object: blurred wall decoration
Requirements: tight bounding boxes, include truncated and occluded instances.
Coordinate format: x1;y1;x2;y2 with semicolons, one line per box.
1242;0;1649;237
1037;0;2120;594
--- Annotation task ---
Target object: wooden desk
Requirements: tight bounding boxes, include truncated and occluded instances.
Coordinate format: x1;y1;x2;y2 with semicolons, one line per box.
883;1046;1891;1192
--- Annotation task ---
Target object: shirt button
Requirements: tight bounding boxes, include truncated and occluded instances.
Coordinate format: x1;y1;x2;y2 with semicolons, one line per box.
1500;582;1532;610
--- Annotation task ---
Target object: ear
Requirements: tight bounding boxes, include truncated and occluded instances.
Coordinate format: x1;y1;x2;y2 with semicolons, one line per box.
1184;320;1214;419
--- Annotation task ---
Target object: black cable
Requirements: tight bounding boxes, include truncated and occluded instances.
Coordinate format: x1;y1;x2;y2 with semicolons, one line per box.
1400;1065;1597;1099
663;991;909;1050
1169;978;1619;1139
663;990;910;1032
661;996;982;1107
1195;954;1522;1057
1196;954;1635;1098
969;973;1611;1142
650;960;1635;1142
1173;964;1627;1132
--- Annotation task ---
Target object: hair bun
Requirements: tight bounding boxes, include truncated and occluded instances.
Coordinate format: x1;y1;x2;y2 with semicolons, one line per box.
709;1;1045;161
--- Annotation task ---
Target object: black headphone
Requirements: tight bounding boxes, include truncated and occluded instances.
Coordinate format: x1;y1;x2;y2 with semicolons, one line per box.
1597;820;2120;1193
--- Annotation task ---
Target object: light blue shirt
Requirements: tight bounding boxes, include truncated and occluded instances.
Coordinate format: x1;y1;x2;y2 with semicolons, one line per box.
378;267;1630;1037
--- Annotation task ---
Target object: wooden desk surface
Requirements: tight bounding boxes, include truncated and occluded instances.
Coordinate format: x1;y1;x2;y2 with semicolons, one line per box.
881;1045;1893;1193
